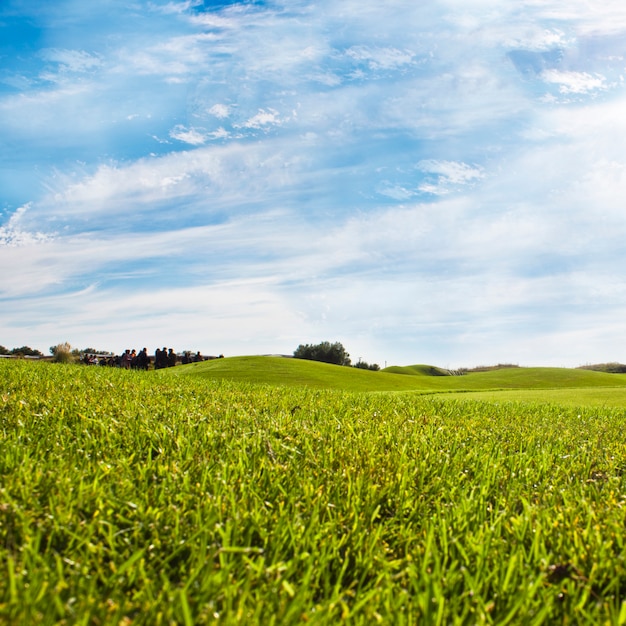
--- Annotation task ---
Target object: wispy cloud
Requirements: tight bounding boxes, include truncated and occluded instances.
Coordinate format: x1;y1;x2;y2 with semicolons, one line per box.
417;160;485;195
0;204;54;247
40;48;103;76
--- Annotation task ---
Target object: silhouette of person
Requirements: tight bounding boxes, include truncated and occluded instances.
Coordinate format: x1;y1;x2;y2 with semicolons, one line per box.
121;349;132;370
167;348;176;368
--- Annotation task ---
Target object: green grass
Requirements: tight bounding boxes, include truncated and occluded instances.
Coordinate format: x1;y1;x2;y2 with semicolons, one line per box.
438;387;626;408
170;356;430;392
384;364;452;377
170;355;626;395
3;359;626;624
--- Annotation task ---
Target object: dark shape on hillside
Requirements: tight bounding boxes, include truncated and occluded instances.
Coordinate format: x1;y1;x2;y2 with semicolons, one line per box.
577;362;626;374
458;363;520;374
293;341;351;366
353;360;380;371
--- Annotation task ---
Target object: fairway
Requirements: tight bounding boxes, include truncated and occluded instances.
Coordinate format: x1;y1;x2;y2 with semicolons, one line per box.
2;359;626;624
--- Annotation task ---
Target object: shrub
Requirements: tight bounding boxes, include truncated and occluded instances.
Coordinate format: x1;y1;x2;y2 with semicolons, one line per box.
50;342;76;364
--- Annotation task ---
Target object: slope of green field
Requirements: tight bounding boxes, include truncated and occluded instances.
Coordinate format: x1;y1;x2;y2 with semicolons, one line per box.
383;364;452;377
168;355;626;394
450;366;626;390
439;387;626;408
3;359;626;624
167;355;427;392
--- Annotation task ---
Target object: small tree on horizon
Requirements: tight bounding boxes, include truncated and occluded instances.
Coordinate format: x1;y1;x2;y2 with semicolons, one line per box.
293;341;351;366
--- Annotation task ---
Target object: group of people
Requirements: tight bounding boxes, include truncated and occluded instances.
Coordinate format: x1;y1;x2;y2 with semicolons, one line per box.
82;347;207;369
153;347;177;369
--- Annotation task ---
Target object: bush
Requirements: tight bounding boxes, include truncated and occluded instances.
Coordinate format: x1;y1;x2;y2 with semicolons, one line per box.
50;342;76;364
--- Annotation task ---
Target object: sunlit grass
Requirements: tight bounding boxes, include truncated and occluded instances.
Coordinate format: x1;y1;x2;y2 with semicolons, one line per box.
2;360;626;624
168;355;626;394
439;387;626;408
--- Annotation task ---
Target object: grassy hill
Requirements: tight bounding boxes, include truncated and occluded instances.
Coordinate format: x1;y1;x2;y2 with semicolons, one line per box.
165;355;420;392
383;364;452;377
165;355;626;394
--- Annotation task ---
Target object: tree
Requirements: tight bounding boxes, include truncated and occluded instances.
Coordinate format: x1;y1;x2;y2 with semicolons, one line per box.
80;347;111;356
293;341;351;366
353;361;380;371
10;346;43;357
0;345;9;355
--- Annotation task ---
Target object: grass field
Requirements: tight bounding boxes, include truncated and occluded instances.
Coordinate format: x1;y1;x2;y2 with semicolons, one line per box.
2;358;626;624
171;355;626;394
438;388;626;409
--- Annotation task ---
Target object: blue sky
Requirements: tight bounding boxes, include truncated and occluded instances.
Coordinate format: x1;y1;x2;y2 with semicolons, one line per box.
1;0;626;367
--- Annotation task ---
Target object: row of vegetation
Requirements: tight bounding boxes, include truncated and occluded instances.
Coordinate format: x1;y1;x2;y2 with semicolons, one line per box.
4;341;625;375
2;358;626;623
0;345;44;357
0;344;111;362
2;339;382;369
578;362;626;374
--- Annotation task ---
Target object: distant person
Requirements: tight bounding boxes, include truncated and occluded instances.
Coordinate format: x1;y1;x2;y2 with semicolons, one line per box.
155;347;168;370
193;351;203;362
121;349;132;370
137;347;148;370
167;348;177;368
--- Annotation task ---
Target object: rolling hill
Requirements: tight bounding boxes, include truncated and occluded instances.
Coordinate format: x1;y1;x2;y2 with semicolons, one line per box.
163;355;626;394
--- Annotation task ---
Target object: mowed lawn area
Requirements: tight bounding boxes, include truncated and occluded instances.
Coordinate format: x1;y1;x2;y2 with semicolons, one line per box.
2;358;626;624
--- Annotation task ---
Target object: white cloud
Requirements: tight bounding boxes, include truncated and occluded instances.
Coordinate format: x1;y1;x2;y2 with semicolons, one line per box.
505;28;571;51
524;0;626;36
169;124;209;145
377;183;415;200
238;108;283;129
156;1;200;16
41;49;103;75
418;160;484;185
345;46;416;71
417;160;485;194
188;12;240;31
541;70;607;94
208;103;231;119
